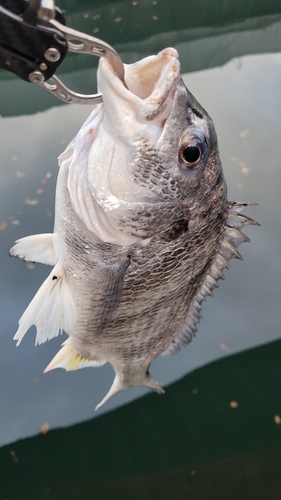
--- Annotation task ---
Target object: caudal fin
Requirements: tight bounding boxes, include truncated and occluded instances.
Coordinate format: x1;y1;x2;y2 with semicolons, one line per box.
95;375;124;411
143;373;165;394
95;371;164;411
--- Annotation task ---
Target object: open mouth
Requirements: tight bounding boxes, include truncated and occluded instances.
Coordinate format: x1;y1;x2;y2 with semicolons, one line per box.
98;48;180;122
124;47;180;100
80;49;182;242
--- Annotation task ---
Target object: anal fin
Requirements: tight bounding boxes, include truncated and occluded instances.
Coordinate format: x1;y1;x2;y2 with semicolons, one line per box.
44;339;106;373
9;233;57;266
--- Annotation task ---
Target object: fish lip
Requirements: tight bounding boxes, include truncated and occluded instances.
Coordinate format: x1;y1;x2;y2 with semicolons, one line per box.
98;48;180;119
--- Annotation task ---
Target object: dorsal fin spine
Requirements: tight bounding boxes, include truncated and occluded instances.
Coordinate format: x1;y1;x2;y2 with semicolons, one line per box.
162;203;259;356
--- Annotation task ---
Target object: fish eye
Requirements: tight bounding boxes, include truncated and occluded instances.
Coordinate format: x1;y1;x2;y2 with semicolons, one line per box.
179;143;202;169
179;132;209;172
181;145;201;164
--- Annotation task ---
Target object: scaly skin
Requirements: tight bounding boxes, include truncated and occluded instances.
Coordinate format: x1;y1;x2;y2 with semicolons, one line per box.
13;49;254;408
54;72;227;389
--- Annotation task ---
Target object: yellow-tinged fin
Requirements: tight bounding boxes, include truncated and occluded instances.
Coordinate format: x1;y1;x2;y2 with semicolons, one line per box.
14;263;76;346
9;233;57;266
44;339;106;373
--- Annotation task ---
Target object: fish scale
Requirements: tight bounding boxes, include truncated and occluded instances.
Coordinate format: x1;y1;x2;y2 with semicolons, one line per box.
56;192;226;364
10;47;258;409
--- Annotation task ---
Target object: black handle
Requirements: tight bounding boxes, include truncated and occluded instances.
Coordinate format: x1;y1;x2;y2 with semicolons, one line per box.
0;0;68;82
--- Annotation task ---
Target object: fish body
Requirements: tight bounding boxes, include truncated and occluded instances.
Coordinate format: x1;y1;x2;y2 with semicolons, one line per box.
10;48;257;408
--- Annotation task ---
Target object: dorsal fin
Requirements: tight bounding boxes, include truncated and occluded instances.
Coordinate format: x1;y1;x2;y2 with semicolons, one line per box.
162;202;259;356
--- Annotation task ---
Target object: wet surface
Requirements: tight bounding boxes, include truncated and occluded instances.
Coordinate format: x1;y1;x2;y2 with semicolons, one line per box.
1;339;281;499
0;0;281;497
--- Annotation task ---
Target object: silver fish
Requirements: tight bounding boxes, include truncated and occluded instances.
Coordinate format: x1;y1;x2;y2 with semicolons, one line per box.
10;48;258;409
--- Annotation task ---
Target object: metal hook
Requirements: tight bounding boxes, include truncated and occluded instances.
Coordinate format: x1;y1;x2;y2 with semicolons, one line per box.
39;74;103;104
38;19;125;104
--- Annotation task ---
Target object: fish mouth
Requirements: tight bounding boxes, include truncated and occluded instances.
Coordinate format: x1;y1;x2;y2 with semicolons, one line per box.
124;47;180;99
92;48;181;208
83;49;181;244
98;48;180;130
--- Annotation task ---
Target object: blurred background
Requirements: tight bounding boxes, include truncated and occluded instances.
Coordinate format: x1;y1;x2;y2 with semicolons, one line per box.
0;0;281;498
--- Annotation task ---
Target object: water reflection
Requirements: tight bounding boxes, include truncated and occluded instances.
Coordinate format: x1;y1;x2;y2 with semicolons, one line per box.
0;1;281;448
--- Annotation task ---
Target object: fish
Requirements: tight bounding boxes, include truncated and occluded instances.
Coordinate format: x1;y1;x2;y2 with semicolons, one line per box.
10;48;258;410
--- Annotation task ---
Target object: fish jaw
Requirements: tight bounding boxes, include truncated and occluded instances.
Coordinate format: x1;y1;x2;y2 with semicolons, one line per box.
87;48;181;210
98;47;180;143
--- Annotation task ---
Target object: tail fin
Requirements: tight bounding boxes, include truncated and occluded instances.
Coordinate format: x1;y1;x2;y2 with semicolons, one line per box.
95;375;124;411
95;371;164;411
143;373;165;394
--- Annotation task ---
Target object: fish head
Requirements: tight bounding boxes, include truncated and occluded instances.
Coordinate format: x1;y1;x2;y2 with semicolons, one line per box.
85;48;227;242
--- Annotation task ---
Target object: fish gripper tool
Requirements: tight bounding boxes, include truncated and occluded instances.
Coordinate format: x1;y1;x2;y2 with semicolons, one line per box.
0;0;125;104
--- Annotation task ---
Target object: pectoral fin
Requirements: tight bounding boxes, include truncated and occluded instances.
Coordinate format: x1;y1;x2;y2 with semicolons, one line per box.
10;233;57;266
93;256;131;331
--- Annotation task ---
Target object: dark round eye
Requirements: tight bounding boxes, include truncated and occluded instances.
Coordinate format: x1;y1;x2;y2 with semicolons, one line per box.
179;133;208;172
181;145;201;164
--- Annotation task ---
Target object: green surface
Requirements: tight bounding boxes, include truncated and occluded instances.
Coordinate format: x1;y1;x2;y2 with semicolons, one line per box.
1;339;281;499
